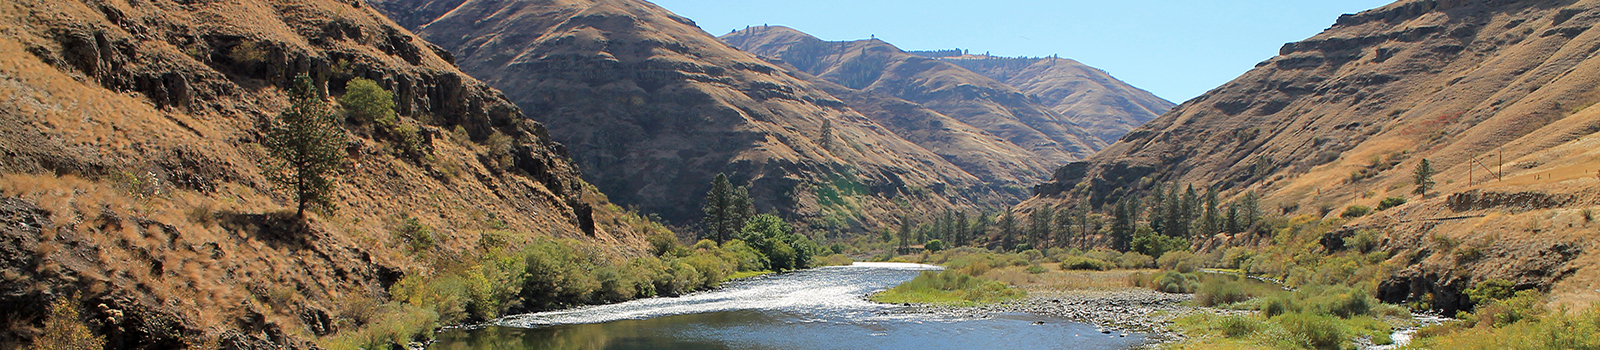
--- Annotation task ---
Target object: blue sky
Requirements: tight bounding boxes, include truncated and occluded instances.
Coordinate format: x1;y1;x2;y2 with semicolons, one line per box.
649;0;1396;104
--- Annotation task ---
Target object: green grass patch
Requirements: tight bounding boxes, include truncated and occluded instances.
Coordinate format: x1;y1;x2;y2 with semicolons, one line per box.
728;270;775;280
870;269;1025;306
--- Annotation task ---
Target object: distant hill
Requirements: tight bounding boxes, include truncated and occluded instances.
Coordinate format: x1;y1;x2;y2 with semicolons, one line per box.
370;0;1031;231
723;26;1107;164
947;56;1176;142
1025;0;1600;313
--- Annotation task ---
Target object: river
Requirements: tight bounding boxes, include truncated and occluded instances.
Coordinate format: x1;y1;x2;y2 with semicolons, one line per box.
428;262;1150;350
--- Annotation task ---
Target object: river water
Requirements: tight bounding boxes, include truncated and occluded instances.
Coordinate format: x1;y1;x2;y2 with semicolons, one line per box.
429;262;1150;350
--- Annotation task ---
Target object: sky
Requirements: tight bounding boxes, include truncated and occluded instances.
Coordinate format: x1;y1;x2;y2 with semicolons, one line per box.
649;0;1396;104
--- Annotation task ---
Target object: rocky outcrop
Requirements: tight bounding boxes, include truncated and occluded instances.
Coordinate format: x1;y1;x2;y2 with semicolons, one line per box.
0;0;641;347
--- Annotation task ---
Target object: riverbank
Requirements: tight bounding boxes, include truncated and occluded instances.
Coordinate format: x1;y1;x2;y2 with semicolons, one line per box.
886;288;1241;344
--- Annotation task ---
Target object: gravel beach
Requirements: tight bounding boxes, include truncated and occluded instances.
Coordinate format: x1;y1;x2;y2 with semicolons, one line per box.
883;289;1245;344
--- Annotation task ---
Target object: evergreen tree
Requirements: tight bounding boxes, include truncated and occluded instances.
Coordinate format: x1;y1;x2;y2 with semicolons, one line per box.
1162;185;1184;238
1075;199;1090;240
954;211;969;247
1413;158;1436;197
263;73;348;219
1146;183;1166;234
1054;206;1073;249
1110;199;1133;252
971;212;991;246
1225;203;1242;233
1181;185;1198;237
1200;187;1221;237
702;174;735;242
730;185;755;233
896;215;913;253
997;211;1018;251
1240;191;1261;230
1028;206;1053;249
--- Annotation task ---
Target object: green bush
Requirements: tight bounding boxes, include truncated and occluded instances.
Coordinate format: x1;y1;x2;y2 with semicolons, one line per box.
1117;252;1154;269
1276;313;1346;350
1157;250;1202;273
1340;205;1372;218
1465;279;1516;305
395;217;435;253
1131;227;1190;258
1376;197;1407;210
1196;277;1254;307
1215;314;1265;338
1152;271;1200;293
1025;264;1048;274
1059;256;1114;271
924;239;946;252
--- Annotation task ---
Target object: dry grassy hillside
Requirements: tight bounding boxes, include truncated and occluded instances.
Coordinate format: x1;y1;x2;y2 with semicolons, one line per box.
723;26;1107;164
0;0;651;347
1028;0;1600;312
372;0;1026;232
946;56;1175;142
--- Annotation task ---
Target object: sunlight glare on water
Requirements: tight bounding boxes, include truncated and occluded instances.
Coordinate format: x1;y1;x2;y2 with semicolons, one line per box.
433;262;1149;350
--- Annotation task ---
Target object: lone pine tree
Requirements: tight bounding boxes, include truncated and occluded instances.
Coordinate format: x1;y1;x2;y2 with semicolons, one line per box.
263;74;348;219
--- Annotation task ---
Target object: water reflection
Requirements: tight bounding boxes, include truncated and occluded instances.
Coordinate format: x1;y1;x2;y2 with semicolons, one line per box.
432;263;1148;350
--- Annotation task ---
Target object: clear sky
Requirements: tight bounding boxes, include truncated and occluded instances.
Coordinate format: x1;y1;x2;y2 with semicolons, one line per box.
649;0;1396;104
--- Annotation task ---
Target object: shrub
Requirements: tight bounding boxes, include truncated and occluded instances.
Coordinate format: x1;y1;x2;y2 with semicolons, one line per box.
1465;279;1516;305
924;239;946;252
1157;250;1202;273
1152;271;1200;293
1215;314;1264;338
395;217;435;252
1376;197;1407;210
32;296;105;350
1275;313;1345;350
1116;252;1154;269
1025;264;1047;274
1196;277;1253;307
340;78;396;124
1059;256;1114;271
871;269;1025;306
1131;229;1191;258
1340;205;1372;218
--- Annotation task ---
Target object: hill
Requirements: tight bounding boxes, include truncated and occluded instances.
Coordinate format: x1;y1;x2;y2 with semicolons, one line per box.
0;0;649;347
1026;0;1600;312
370;0;1034;231
722;26;1108;163
945;56;1176;142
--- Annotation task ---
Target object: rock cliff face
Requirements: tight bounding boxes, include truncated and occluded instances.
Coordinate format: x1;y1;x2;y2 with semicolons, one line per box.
946;57;1175;142
723;26;1108;164
1026;0;1600;312
373;0;1028;230
0;0;642;347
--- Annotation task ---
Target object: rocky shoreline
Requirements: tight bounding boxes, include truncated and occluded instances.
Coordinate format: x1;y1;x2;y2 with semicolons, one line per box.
883;289;1246;345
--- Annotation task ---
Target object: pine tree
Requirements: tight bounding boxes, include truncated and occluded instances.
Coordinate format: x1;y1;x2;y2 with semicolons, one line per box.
1200;187;1221;237
1028;206;1052;249
1181;185;1198;238
953;211;969;247
970;212;990;246
1240;191;1261;230
730;185;755;233
263;73;348;219
702;173;734;242
997;211;1018;251
1413;158;1436;197
1110;199;1133;252
1146;183;1166;234
896;215;914;253
1162;185;1184;238
1054;206;1073;249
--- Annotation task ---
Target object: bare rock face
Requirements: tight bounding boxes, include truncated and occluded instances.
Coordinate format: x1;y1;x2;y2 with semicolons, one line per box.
371;0;1026;230
0;0;643;347
1025;0;1600;310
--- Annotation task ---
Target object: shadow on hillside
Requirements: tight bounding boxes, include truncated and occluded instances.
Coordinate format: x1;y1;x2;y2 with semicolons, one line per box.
216;211;313;250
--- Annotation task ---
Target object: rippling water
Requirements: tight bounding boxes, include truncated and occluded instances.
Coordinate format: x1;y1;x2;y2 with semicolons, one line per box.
429;262;1149;350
